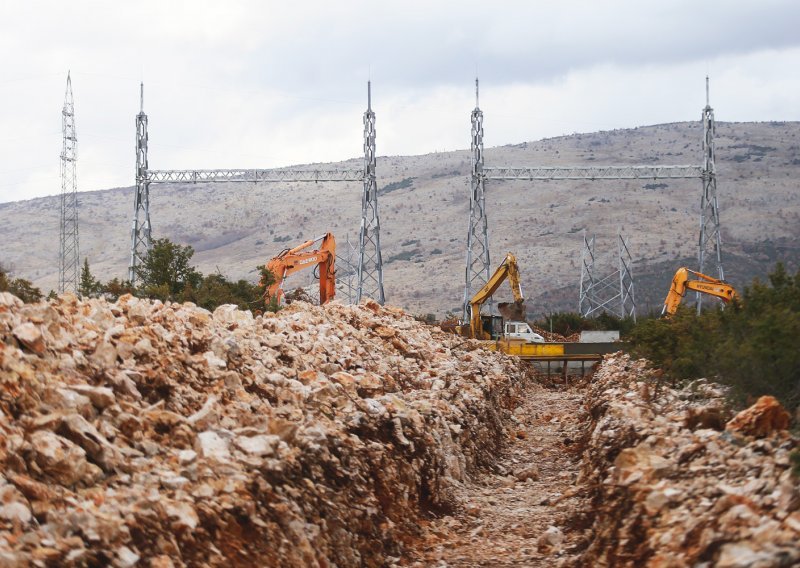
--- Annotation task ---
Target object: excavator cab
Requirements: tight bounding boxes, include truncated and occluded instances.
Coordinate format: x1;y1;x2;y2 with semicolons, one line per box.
481;315;504;340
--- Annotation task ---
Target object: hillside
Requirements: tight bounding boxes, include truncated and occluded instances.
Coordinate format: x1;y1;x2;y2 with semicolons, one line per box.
1;121;799;317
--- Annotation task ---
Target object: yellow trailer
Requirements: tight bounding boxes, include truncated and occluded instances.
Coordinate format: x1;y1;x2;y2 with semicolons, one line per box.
481;339;624;361
481;339;564;359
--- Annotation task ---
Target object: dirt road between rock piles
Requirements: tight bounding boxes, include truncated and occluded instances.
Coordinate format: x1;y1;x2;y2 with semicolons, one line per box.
408;384;589;567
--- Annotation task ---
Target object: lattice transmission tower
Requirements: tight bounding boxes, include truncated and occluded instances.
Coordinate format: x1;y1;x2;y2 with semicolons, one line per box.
59;72;80;294
128;83;152;283
697;76;723;310
462;78;491;321
356;81;385;303
579;233;636;321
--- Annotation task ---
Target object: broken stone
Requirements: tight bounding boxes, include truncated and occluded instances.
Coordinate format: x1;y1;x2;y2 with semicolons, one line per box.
12;322;45;354
573;353;800;567
186;395;218;429
233;434;280;457
195;431;231;461
514;465;539;483
68;385;116;410
0;294;526;566
164;501;199;531
537;525;563;552
28;430;101;487
726;395;791;438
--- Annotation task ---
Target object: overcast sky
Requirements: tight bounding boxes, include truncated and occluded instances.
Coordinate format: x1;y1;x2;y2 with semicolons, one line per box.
1;0;799;203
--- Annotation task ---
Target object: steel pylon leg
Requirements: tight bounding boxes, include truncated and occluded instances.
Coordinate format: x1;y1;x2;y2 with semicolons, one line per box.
579;234;595;316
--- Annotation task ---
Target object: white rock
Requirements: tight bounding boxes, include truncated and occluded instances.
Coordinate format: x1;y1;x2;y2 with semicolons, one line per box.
114;546;140;568
203;351;227;369
212;304;254;327
12;322;45;354
69;385;116;410
0;501;32;524
196;431;231;461
716;543;777;568
178;450;197;465
0;291;23;308
165;502;199;530
233;435;280;457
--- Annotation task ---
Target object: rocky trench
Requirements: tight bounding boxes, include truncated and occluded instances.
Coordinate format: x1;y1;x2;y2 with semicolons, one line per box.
2;292;798;567
572;353;800;567
0;293;527;567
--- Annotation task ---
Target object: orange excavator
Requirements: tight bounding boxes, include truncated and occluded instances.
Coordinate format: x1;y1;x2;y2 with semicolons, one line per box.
263;233;336;305
662;267;738;316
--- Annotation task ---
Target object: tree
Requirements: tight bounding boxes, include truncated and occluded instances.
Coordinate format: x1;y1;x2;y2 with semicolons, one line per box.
136;238;202;301
629;263;800;414
101;278;136;302
0;263;42;304
78;258;101;298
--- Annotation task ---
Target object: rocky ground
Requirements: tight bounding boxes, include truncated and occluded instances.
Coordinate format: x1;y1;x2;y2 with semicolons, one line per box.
0;293;525;566
406;386;588;566
1;293;798;567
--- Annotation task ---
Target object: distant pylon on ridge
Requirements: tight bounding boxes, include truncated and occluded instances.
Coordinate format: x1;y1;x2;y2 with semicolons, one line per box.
59;71;80;294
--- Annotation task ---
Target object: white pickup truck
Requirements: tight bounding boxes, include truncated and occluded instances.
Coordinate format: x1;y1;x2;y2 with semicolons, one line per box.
503;321;545;343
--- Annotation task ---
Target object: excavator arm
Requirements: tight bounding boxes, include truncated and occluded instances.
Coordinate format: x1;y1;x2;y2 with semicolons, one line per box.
264;233;336;305
469;253;524;339
662;267;738;316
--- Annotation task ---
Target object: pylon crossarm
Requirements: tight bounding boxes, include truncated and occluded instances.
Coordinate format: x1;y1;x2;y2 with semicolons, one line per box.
484;165;703;180
146;168;364;183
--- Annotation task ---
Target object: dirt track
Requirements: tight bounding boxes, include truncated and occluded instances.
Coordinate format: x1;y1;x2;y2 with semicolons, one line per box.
407;383;589;566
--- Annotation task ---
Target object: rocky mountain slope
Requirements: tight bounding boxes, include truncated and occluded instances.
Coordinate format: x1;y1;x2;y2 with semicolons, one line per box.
1;121;799;316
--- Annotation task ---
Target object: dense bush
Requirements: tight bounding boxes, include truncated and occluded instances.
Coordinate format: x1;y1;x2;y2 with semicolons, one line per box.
628;263;800;414
75;240;277;313
532;311;636;337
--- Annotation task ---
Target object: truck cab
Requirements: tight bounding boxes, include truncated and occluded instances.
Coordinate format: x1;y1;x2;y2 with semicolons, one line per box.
479;315;545;343
504;321;545;343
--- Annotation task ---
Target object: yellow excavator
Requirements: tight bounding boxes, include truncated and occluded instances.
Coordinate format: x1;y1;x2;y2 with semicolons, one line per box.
662;267;738;316
457;253;544;342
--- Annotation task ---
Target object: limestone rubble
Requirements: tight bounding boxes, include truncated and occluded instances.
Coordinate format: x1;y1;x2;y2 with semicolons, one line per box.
575;353;800;567
0;292;525;567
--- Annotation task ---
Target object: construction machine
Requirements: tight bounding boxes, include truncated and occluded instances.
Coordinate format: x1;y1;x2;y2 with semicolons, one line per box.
263;233;335;306
447;252;622;364
457;253;544;343
662;267;738;316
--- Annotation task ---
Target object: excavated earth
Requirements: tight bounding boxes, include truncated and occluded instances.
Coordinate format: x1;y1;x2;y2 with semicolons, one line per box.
1;293;798;567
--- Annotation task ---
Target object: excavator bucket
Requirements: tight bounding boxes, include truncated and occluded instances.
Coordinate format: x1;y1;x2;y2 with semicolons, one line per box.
497;300;526;322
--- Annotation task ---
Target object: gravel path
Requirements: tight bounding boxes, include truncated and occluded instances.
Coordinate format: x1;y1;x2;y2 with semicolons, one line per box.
407;384;589;567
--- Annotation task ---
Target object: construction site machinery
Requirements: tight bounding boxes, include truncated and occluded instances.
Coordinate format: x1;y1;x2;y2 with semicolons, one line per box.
662;267;738;316
457;252;544;343
264;233;336;306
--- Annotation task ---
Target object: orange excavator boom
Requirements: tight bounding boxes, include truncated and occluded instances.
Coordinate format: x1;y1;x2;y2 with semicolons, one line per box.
662;267;738;316
263;233;336;305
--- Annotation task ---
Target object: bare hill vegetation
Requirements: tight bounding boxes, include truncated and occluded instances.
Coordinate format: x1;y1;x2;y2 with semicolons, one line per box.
1;121;799;316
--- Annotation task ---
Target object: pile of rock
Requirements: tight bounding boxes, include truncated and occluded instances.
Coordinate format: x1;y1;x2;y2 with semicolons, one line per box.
0;292;525;566
575;353;799;567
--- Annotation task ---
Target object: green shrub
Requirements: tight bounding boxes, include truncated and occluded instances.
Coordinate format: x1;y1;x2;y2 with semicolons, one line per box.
628;263;800;414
